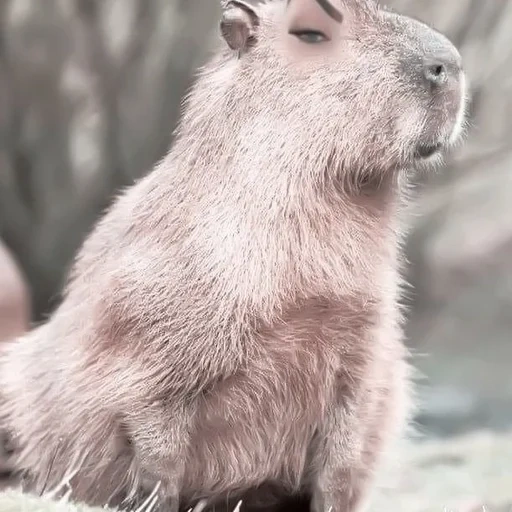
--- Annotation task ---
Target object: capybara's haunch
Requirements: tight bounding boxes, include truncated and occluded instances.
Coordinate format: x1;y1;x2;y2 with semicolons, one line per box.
0;239;30;475
0;0;467;510
0;240;29;344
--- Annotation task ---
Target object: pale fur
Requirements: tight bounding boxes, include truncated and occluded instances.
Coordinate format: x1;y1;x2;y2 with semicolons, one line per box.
0;1;466;511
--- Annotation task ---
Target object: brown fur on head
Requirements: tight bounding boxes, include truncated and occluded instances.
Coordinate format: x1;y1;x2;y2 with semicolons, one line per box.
0;1;466;511
188;0;466;192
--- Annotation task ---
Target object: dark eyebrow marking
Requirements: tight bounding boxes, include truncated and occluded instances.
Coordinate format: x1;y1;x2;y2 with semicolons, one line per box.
287;0;343;24
315;0;344;23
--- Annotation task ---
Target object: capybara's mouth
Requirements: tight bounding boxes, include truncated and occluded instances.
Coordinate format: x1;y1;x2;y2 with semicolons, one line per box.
414;141;443;159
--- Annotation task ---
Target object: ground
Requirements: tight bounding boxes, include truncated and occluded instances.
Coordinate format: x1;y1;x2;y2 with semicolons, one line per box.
0;429;511;512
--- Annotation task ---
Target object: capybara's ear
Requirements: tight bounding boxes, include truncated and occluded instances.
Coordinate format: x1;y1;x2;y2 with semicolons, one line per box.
221;0;260;52
0;240;30;343
286;0;343;42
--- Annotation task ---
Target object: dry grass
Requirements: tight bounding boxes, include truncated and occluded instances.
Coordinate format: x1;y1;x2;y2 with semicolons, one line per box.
1;430;512;512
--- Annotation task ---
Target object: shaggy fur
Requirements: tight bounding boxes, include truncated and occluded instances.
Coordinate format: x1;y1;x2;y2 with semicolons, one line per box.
0;0;467;511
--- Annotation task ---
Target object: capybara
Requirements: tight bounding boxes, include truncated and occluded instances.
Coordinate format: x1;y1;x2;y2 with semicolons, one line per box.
0;0;467;510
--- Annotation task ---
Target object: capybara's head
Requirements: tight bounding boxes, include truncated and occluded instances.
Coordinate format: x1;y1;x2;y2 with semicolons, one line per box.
214;0;467;187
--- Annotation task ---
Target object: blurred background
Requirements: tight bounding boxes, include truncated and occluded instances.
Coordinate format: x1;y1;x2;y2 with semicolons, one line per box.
0;1;511;510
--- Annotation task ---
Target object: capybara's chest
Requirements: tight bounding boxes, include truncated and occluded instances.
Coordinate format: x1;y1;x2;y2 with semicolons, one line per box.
181;299;367;500
183;353;335;499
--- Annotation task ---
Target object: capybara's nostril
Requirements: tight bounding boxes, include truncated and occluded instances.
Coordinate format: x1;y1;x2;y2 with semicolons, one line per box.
421;44;462;90
423;62;448;86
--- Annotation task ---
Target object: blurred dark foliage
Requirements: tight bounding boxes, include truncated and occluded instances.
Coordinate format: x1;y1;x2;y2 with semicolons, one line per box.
0;0;218;318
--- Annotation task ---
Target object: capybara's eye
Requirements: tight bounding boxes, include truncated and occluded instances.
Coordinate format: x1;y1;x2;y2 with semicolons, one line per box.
289;29;329;43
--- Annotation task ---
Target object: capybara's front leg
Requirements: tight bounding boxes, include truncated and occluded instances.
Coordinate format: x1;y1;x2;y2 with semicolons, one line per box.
311;356;411;512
